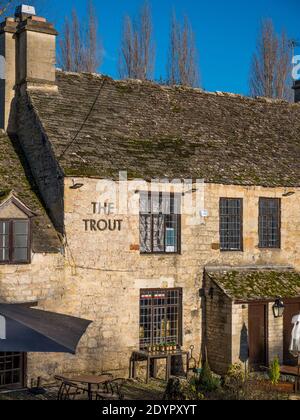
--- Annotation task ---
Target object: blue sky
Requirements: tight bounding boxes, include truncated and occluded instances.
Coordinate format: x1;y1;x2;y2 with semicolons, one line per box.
42;0;299;95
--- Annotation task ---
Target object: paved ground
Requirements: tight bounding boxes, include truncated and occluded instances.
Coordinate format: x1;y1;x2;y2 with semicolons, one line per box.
0;379;166;401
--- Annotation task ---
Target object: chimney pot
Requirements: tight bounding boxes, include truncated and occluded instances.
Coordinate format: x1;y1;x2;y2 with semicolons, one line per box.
15;4;36;20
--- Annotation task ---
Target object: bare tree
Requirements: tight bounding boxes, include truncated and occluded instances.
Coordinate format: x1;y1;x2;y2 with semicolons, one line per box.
59;1;102;73
0;0;14;16
119;1;155;80
85;0;100;73
167;13;200;87
250;19;292;100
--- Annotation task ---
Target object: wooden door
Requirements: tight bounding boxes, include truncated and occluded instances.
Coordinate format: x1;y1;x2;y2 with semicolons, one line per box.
248;304;267;370
283;301;300;365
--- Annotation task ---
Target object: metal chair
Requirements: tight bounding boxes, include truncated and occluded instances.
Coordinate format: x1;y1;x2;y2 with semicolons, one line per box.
95;378;127;400
55;376;89;400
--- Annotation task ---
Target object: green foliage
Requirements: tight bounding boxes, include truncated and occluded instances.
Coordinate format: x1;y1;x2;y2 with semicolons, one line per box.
223;363;246;400
164;377;204;401
269;357;281;385
181;378;205;401
198;361;220;392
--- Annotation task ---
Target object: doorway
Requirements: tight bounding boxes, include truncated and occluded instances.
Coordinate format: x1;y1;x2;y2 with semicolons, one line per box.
0;352;26;389
248;304;268;370
283;301;300;365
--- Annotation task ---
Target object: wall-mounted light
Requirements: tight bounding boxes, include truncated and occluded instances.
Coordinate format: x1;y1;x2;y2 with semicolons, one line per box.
69;180;84;190
272;298;285;318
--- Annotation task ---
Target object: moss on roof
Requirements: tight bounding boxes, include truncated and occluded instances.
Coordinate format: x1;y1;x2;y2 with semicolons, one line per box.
26;71;300;186
0;132;61;253
207;269;300;301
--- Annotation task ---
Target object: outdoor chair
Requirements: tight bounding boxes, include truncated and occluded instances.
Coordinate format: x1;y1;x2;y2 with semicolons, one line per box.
95;378;127;400
94;372;114;393
55;376;89;400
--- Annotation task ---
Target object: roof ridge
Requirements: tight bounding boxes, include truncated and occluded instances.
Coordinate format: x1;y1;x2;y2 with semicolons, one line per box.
55;69;298;107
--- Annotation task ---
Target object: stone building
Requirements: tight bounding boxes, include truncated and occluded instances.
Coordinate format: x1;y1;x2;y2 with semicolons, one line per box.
0;6;300;388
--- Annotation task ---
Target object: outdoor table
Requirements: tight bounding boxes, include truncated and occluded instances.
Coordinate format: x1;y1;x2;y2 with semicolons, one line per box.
64;374;112;400
130;350;189;384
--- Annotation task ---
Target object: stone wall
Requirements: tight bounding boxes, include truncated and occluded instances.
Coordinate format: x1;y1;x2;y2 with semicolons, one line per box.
55;179;300;380
268;303;284;363
231;304;249;370
4;137;298;381
0;253;64;304
205;277;232;374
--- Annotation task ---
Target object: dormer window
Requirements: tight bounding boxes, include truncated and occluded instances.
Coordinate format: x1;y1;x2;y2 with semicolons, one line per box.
0;219;30;264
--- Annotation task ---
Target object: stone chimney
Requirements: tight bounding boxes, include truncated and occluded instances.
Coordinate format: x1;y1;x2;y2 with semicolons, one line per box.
293;80;300;103
0;5;57;132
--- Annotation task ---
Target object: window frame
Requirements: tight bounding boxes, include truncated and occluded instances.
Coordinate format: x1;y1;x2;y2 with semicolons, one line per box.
0;219;31;265
139;192;181;255
139;288;183;351
258;198;281;249
219;197;243;252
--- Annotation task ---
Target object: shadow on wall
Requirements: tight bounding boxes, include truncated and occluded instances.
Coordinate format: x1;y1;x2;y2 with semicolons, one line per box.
239;323;249;368
8;95;65;235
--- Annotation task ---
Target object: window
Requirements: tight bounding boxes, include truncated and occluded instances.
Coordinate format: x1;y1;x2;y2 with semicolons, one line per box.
259;198;281;248
139;289;182;350
0;353;25;389
140;193;181;254
220;198;243;251
0;220;30;264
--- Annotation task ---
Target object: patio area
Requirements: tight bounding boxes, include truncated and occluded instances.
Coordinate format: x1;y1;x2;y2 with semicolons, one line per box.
0;379;166;401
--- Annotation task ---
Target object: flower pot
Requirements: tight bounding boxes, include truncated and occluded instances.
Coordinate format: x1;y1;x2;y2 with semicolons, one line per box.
259;380;295;394
274;382;295;393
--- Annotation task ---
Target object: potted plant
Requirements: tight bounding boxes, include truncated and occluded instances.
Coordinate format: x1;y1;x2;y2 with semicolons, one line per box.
158;343;164;352
170;342;177;352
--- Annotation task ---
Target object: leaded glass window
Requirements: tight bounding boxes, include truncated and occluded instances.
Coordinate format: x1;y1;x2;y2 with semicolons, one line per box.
139;289;182;350
259;198;281;248
220;198;243;251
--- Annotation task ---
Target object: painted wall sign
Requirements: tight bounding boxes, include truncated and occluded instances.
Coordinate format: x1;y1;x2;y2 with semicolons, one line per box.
83;202;123;232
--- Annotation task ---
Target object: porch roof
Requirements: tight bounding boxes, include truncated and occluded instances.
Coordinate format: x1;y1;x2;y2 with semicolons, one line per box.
206;268;300;302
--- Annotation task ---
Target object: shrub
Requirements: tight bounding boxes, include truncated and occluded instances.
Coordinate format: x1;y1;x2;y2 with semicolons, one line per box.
198;361;220;392
163;377;204;400
223;363;246;400
269;357;281;385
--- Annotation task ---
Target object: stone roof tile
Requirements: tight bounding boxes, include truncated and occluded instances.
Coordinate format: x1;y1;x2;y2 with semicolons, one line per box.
0;132;61;253
27;71;300;186
207;268;300;301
